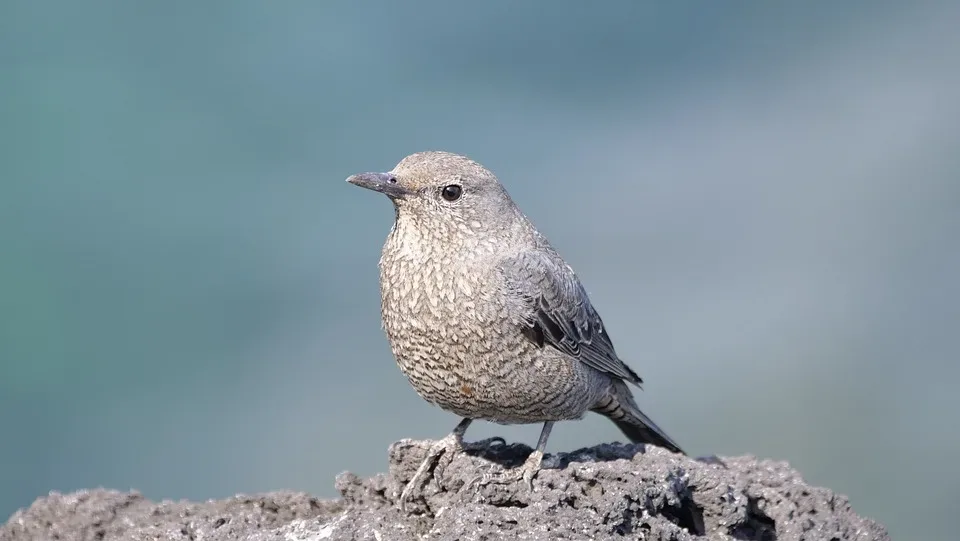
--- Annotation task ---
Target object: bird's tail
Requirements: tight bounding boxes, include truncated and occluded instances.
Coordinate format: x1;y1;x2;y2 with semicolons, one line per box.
591;379;685;455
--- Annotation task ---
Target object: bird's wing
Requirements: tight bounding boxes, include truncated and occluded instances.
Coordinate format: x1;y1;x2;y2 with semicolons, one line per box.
498;250;643;385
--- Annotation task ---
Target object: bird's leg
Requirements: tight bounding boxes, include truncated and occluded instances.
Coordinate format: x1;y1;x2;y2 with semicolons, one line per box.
464;421;554;494
399;418;472;511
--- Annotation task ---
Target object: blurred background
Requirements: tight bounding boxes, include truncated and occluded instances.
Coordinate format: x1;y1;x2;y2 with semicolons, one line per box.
2;1;957;539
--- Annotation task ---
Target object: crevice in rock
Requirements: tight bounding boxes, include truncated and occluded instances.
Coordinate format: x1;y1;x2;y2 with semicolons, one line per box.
731;497;778;541
488;498;529;509
611;508;636;536
661;499;706;536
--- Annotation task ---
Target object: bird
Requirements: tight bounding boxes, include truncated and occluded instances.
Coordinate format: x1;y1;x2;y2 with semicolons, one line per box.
346;151;684;508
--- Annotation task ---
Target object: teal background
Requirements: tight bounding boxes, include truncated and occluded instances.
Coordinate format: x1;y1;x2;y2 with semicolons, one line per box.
2;2;958;540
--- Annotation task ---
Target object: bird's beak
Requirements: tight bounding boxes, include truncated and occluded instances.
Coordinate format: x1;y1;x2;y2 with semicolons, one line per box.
346;172;413;199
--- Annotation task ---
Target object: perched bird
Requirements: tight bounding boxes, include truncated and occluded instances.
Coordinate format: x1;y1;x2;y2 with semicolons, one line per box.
346;151;683;507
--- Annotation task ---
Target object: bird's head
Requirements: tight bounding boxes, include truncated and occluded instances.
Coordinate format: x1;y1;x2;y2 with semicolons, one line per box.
346;151;521;241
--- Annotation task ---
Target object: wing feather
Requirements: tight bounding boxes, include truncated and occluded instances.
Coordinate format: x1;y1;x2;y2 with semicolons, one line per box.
499;251;643;385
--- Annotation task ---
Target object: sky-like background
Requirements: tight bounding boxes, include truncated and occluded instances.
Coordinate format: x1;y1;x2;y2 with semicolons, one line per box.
2;2;958;539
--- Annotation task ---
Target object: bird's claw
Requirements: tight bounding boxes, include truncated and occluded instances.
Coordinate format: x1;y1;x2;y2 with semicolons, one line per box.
432;445;459;490
464;436;507;450
434;436;507;490
523;466;536;492
399;434;464;512
458;450;544;499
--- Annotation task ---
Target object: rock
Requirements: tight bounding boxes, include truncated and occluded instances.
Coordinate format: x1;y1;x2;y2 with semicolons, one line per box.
0;489;342;541
1;439;889;541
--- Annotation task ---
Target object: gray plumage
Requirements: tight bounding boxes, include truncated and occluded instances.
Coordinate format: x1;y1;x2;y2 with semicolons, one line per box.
347;151;683;506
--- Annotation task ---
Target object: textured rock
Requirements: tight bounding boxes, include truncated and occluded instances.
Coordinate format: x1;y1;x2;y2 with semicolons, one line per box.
1;439;888;541
0;490;342;541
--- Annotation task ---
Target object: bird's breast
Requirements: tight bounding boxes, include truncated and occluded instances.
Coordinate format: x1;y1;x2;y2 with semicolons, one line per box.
378;244;501;346
377;231;513;388
374;231;605;423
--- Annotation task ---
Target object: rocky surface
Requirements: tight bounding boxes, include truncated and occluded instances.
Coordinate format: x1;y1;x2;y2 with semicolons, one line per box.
1;439;888;540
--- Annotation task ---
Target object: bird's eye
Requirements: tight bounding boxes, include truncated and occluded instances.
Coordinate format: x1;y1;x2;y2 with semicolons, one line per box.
441;184;462;201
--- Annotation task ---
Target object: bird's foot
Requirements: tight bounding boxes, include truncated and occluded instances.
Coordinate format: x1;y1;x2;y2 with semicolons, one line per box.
464;436;507;451
399;433;507;511
461;448;545;497
399;433;464;512
432;436;506;490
